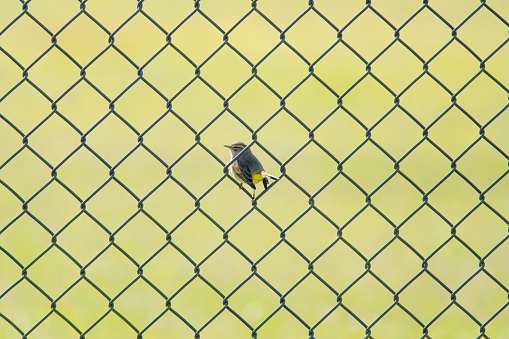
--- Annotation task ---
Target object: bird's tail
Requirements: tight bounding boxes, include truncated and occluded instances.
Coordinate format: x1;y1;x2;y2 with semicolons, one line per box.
261;171;279;181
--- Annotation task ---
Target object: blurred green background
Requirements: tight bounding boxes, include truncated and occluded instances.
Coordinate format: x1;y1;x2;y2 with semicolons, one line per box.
1;0;509;338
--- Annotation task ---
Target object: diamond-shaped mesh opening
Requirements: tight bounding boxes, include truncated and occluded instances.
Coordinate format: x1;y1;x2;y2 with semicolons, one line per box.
1;1;508;338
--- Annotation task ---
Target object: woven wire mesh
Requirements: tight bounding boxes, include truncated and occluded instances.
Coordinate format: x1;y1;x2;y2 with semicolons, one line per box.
1;0;509;338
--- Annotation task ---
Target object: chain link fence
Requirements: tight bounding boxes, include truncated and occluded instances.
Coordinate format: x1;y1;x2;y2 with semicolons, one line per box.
1;0;509;338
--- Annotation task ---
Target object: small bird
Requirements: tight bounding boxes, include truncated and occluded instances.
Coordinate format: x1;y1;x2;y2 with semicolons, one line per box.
224;142;279;200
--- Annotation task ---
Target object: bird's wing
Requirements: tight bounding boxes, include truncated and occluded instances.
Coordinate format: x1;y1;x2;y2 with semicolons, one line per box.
233;162;256;190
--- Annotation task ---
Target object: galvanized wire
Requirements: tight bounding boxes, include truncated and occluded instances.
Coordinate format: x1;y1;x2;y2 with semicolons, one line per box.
1;0;508;338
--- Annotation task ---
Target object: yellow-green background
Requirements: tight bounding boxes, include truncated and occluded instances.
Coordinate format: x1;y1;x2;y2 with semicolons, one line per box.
1;0;509;338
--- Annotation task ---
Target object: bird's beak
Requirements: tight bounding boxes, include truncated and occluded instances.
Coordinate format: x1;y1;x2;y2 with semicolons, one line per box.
224;145;231;148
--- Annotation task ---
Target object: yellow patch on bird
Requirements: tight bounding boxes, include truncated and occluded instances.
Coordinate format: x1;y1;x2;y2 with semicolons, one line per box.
252;173;264;183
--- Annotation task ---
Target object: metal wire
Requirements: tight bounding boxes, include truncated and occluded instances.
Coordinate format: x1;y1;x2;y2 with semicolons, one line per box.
1;0;508;338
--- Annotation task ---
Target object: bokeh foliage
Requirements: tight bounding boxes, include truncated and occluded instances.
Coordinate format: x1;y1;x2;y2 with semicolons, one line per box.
1;0;509;338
